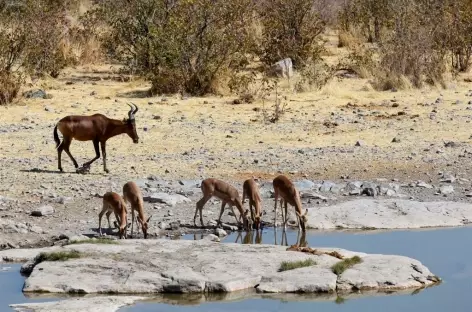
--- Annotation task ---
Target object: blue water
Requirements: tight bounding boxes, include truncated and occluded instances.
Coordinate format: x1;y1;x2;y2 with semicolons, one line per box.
121;226;472;312
0;264;60;311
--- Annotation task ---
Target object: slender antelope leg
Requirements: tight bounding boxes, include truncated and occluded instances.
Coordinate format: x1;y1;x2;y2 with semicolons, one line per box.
194;195;210;227
101;141;109;173
83;139;101;168
229;205;240;227
106;211;112;229
284;200;289;230
216;201;227;227
98;208;106;236
273;190;279;227
62;138;79;169
131;206;135;237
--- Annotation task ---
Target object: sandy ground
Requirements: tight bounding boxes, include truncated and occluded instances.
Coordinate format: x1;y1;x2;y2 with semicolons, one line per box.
1;45;472;248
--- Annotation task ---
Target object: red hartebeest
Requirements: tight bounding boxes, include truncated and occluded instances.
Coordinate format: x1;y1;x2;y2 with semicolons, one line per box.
53;103;139;173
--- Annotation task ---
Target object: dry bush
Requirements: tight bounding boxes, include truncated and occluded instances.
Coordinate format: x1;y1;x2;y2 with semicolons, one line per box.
91;0;256;96
339;0;450;89
0;72;22;105
0;0;81;103
256;0;326;68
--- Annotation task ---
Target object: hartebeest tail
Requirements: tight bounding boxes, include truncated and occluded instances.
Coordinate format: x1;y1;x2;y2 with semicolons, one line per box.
54;103;139;173
53;125;60;149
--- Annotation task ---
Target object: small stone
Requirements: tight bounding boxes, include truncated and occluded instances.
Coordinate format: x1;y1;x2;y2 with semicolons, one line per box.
416;181;433;189
202;234;220;242
355;140;365;147
31;205;54;217
215;228;227;237
439;185;454;195
392;137;400;143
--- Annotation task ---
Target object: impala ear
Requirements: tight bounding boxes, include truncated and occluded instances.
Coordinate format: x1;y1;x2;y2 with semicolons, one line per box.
146;215;152;223
304;209;308;216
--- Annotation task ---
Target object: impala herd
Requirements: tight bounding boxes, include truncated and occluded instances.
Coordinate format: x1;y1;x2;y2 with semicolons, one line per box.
53;104;309;239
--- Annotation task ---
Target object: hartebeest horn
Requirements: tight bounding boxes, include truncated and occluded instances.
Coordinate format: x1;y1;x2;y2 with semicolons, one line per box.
131;102;138;115
127;103;135;120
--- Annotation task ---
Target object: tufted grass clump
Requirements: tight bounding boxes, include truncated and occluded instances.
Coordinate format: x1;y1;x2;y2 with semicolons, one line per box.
279;258;316;272
331;256;362;275
35;250;82;263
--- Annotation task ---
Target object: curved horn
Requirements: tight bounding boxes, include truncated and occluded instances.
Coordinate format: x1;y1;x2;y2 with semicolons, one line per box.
127;103;134;119
131;102;139;115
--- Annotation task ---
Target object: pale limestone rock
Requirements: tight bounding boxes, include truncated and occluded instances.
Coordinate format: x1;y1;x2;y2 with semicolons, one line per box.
306;199;472;229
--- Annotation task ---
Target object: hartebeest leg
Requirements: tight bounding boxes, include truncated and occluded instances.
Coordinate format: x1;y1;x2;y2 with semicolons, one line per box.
59;138;79;171
101;141;109;173
83;139;100;168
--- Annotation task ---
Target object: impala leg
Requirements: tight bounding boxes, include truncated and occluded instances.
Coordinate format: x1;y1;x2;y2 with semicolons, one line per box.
83;139;100;168
249;202;255;225
98;208;106;236
216;201;227;227
106;211;112;229
101;141;109;173
61;138;79;169
283;200;288;231
130;207;135;237
229;205;240;227
273;190;278;228
194;195;210;227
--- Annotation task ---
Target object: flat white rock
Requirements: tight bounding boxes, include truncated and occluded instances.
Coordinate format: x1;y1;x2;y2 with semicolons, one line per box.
10;296;144;312
306;199;472;229
7;239;439;295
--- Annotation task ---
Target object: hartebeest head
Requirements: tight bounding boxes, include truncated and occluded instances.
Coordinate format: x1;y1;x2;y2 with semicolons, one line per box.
126;103;140;144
